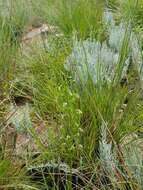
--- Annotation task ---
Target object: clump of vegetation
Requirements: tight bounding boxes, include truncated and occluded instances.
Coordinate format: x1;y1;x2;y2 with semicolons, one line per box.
0;0;143;189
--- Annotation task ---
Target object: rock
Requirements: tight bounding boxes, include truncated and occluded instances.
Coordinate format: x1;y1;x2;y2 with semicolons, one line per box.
22;24;58;42
21;24;63;56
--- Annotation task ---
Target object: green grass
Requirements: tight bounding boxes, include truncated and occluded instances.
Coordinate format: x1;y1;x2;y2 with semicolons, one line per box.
0;0;143;189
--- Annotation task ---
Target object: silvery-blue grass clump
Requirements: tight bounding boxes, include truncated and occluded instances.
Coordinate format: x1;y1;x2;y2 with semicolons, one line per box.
65;37;129;85
108;23;126;52
64;39;118;84
104;10;126;52
99;123;117;176
103;10;115;26
8;103;32;130
65;10;143;85
123;142;143;187
130;33;143;80
106;10;143;82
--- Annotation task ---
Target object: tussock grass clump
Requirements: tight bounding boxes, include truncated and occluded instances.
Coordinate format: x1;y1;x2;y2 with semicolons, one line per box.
0;0;143;189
